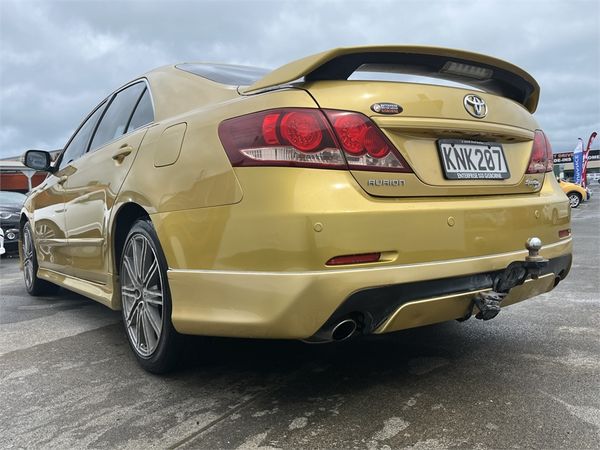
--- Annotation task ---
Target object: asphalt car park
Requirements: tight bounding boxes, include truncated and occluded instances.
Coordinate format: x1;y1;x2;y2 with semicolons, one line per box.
0;185;596;448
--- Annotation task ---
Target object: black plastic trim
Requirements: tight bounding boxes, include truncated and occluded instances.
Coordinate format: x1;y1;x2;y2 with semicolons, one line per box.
312;253;572;338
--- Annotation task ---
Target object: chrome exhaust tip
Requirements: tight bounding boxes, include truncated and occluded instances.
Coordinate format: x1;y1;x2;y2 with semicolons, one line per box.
331;319;357;341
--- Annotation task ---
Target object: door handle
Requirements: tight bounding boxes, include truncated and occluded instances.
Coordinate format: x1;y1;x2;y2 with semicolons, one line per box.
112;145;133;162
58;175;68;185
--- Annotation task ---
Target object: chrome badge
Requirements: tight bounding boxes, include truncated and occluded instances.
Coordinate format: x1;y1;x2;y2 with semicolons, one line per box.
367;179;406;187
370;102;403;115
463;94;487;118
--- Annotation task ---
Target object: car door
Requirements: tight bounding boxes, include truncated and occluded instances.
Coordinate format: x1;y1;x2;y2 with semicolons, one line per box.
61;81;154;284
31;102;107;273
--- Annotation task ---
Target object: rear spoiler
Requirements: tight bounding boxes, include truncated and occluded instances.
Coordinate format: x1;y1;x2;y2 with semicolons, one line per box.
240;45;540;113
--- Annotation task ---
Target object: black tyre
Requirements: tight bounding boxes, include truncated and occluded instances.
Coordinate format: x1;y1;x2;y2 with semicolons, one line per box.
120;219;183;374
22;222;60;296
567;192;581;208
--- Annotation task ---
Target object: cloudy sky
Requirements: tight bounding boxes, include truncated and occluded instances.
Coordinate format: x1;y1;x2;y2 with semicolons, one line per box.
1;0;598;159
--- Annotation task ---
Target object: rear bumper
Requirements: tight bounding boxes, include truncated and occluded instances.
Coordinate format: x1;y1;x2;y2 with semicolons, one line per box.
155;170;571;274
168;239;572;339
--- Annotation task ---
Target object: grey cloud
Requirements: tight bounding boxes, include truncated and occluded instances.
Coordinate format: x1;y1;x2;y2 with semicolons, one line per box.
0;0;598;157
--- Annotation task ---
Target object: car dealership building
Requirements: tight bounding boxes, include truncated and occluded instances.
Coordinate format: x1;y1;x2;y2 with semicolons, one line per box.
553;149;600;182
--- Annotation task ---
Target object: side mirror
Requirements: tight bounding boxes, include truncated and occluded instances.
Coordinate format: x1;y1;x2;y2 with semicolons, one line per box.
23;150;53;172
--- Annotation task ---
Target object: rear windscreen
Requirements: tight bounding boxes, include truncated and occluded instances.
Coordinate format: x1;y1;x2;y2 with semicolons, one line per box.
176;63;270;86
349;67;484;91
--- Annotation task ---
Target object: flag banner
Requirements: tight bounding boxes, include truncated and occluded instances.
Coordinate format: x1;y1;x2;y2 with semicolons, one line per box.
573;138;584;184
582;132;598;187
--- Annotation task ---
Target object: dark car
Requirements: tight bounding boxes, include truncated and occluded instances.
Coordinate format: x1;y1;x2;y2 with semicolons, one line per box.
0;191;27;253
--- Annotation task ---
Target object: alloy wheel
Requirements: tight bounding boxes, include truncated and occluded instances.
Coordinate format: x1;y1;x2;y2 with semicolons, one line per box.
22;226;35;290
121;233;164;357
568;193;580;208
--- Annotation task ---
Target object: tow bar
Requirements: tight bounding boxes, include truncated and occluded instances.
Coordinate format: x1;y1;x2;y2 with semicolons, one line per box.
470;237;549;321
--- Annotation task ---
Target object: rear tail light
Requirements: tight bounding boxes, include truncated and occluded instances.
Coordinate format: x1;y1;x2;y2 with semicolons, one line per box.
218;108;412;172
526;130;553;173
219;108;345;169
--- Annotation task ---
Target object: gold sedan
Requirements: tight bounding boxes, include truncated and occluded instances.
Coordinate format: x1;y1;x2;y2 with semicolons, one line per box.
21;46;572;373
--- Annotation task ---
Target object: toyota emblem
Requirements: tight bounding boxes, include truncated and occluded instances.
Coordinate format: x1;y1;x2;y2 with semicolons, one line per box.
464;94;488;118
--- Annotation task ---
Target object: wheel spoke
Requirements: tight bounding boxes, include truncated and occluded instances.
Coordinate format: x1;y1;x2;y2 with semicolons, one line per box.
126;300;140;327
131;239;140;283
132;237;147;283
122;286;137;297
123;255;137;285
141;308;155;350
135;304;143;347
143;259;158;288
145;305;162;336
139;238;147;280
143;287;163;306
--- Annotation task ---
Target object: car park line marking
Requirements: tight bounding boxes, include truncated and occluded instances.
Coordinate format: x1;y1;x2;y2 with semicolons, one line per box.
236;431;269;449
167;384;287;450
540;391;600;431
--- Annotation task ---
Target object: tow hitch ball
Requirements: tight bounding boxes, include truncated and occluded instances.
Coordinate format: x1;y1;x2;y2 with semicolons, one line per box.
472;237;548;321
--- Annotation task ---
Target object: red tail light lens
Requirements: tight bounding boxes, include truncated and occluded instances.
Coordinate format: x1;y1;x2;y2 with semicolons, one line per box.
261;113;279;144
218;108;413;173
279;111;323;152
325;110;411;172
527;130;553;173
364;127;390;158
219;108;345;169
332;114;368;155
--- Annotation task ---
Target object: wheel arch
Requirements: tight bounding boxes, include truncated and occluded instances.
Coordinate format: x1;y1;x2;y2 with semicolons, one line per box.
112;202;151;274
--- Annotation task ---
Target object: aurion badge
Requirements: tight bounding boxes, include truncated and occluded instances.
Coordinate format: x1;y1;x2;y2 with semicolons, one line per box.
463;94;487;118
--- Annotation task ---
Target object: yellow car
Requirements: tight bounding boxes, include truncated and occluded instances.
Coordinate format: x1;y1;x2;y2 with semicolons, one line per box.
558;179;588;208
21;46;572;373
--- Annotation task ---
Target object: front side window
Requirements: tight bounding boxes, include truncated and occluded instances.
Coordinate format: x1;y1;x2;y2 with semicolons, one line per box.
90;82;145;151
58;102;106;170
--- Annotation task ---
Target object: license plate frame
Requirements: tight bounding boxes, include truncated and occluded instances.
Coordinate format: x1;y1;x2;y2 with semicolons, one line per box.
437;139;510;180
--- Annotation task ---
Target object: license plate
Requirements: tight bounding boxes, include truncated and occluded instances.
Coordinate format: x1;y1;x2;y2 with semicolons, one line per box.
437;139;510;180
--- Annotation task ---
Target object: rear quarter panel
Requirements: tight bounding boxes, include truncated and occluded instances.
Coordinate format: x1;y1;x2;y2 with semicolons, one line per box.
116;80;320;269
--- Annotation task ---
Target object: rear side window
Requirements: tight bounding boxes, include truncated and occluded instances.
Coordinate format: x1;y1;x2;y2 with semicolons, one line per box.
90;82;145;151
126;88;153;133
58;102;106;170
